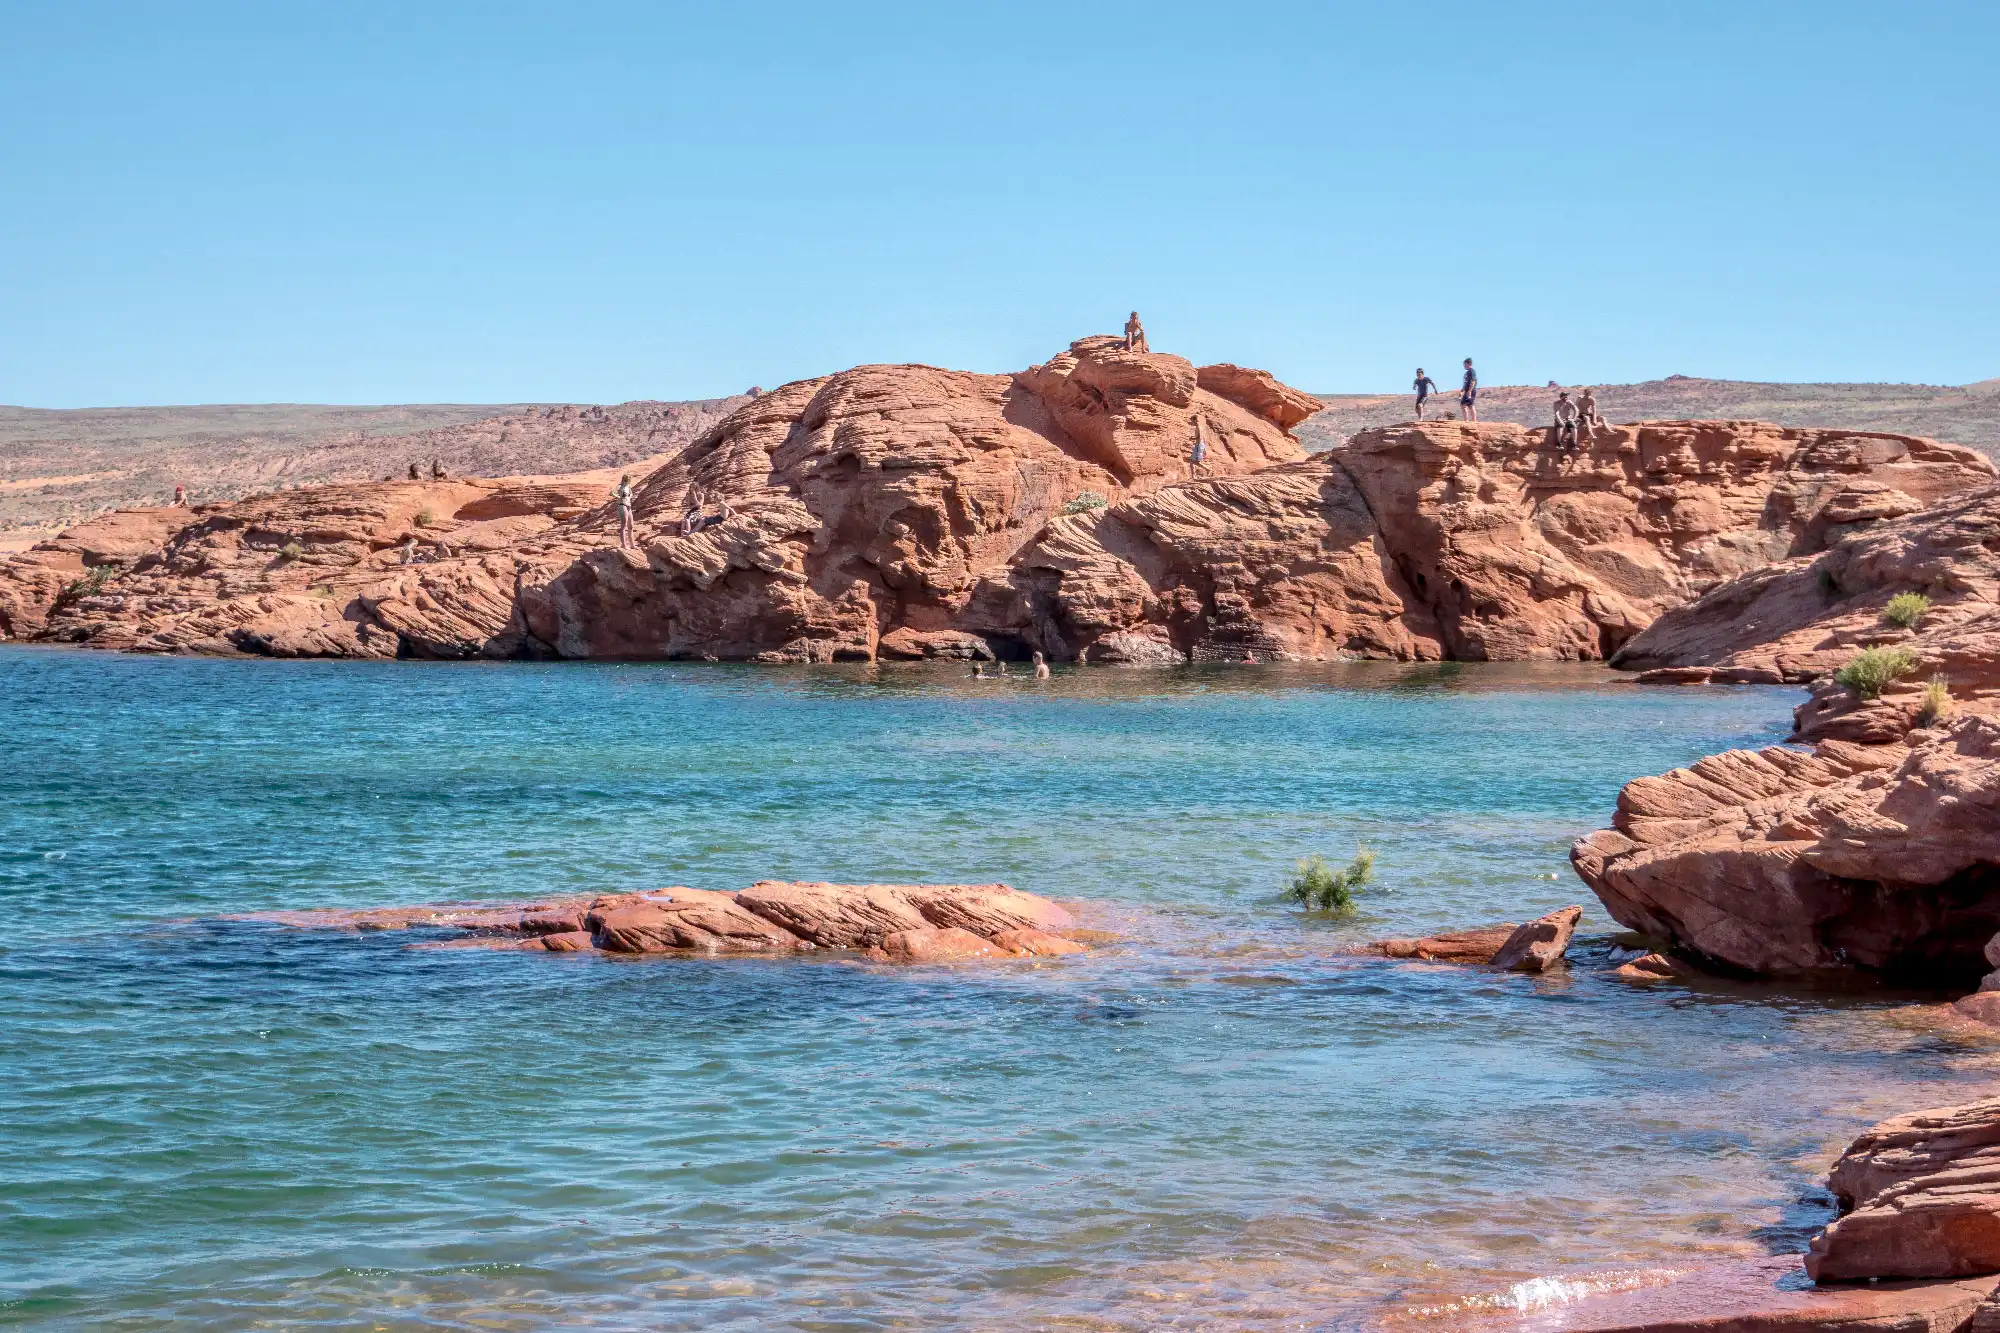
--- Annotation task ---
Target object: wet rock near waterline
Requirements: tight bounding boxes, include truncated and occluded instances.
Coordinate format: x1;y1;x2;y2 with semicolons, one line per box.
1431;1253;1997;1333
1373;922;1520;963
1612;952;1697;981
1572;715;2000;984
1369;907;1581;970
231;880;1089;965
1490;905;1583;972
1807;1095;2000;1282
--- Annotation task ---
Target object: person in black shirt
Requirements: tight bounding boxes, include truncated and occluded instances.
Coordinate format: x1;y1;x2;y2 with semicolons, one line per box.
1413;368;1437;419
1460;359;1478;422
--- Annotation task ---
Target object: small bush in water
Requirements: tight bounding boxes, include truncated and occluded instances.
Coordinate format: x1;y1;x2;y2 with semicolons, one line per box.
1834;646;1920;699
1059;491;1108;516
1883;592;1931;629
1286;848;1376;913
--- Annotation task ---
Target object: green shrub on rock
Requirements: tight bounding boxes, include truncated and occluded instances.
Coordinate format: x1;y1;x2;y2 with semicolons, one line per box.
1917;677;1956;727
1059;491;1108;516
1285;848;1376;913
1883;592;1931;629
278;541;305;561
1834;646;1920;699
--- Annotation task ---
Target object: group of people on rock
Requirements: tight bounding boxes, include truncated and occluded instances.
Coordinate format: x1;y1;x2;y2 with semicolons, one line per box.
407;459;448;481
609;474;739;551
1412;359;1480;421
1550;387;1608;450
1409;361;1608;449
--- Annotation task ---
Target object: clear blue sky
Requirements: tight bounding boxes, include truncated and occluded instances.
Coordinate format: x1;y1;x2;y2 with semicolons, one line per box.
2;1;1995;406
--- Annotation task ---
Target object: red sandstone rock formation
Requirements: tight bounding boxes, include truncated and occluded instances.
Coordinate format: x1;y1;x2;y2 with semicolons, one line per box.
1571;716;2000;982
1372;923;1522;962
1616;483;2000;700
235;879;1087;963
5;340;1988;665
1369;907;1580;969
1807;1096;2000;1282
1490;905;1583;972
986;420;1992;663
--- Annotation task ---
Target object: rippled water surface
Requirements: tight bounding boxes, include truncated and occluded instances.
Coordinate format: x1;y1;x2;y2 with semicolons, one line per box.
3;647;1995;1330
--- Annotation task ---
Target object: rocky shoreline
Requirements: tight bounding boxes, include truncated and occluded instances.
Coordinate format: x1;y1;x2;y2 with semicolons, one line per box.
14;332;2000;1332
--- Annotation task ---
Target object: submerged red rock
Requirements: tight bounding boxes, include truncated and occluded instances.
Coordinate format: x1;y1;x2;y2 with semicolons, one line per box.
234;880;1087;965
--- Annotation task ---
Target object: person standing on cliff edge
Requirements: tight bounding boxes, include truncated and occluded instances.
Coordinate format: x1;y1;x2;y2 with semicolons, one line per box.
1124;312;1148;353
1460;359;1478;421
1413;368;1437;419
613;475;635;550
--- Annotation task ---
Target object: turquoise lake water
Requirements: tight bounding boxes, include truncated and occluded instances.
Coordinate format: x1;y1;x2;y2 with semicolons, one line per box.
2;646;1995;1331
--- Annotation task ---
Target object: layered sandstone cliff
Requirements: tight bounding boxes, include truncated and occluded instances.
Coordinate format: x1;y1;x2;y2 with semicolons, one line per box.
4;338;1989;665
989;420;1991;663
1571;715;2000;983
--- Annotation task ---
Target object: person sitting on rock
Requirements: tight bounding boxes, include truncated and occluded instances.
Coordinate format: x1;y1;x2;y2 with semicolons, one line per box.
613;475;635;550
1032;650;1050;679
716;493;735;524
680;487;705;537
1579;386;1606;439
430;459;446;480
1552;391;1580;450
408;462;421;481
401;534;420;565
1414;368;1437;420
1124;311;1148;353
172;485;186;506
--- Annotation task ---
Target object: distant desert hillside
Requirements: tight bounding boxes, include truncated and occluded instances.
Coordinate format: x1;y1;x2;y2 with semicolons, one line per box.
1298;376;2000;455
0;397;749;538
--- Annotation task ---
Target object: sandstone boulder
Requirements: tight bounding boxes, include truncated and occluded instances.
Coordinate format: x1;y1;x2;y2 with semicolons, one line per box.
1612;952;1695;981
1373;923;1520;963
1807;1096;2000;1281
1489;905;1583;972
1573;717;2000;982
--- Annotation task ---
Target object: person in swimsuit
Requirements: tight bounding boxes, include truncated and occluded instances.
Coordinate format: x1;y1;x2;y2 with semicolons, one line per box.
1552;391;1579;450
172;485;186;506
681;487;704;537
1190;418;1210;475
968;661;988;679
430;458;446;480
1414;369;1437;419
408;462;421;481
1460;359;1478;422
1032;651;1050;679
1124;312;1148;352
613;475;635;549
1579;386;1605;441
